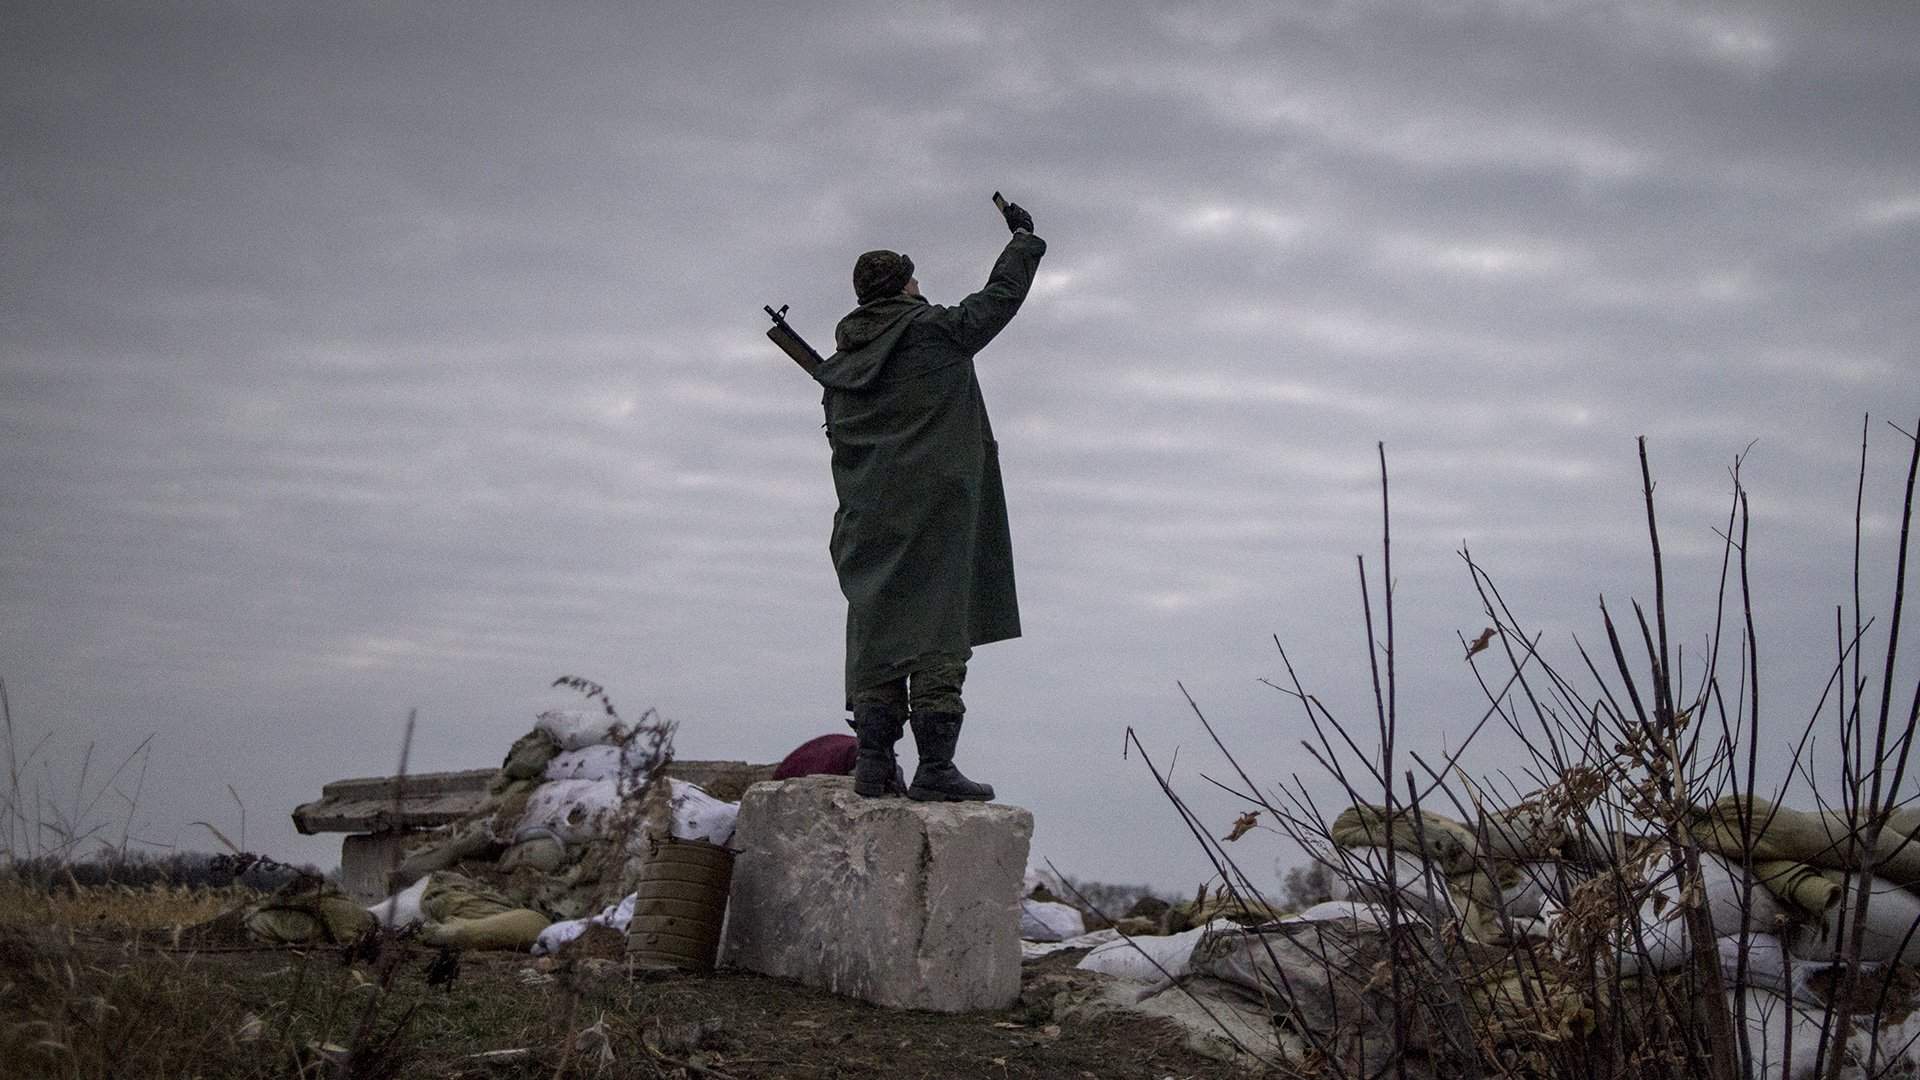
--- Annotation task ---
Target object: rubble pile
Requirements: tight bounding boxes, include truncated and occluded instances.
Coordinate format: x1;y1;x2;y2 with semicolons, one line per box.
246;708;748;952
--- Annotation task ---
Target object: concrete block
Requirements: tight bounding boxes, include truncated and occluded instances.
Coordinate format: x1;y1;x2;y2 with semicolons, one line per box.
720;775;1032;1012
338;832;407;903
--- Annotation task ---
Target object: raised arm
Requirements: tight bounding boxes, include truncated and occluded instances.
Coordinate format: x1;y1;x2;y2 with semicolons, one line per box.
932;229;1047;355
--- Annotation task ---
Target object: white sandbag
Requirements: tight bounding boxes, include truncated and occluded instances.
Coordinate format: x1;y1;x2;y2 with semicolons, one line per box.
1287;900;1391;928
1718;933;1839;1004
1022;927;1121;960
1719;933;1787;994
544;744;623;782
514;777;622;844
1787;874;1920;965
664;779;738;846
1700;853;1787;936
1612;897;1690;978
1021;899;1087;941
1737;987;1829;1080
1327;848;1458;920
1197;917;1388;1008
1646;851;1785;937
1502;863;1556;918
544;741;661;783
1733;985;1920;1079
1076;921;1222;982
535;708;628;752
531;892;639;956
368;875;431;928
1616;852;1789;977
1023;863;1068;899
532;915;592;955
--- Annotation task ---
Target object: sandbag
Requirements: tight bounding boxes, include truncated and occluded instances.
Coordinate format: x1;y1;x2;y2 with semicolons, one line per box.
1692;798;1920;890
545;744;624;782
1288;900;1391;928
1478;801;1590;863
244;882;376;945
1330;808;1516;943
494;728;561;789
1755;860;1842;919
498;832;565;874
1614;853;1786;977
420;908;551;951
368;876;430;928
418;871;550;951
1330;805;1479;877
536;708;628;751
1700;852;1788;935
1191;915;1402;1072
1023;863;1069;901
664;779;739;846
391;819;502;888
515;777;622;844
1502;862;1564;919
1076;921;1222;982
771;733;857;779
1328;848;1460;921
1733;986;1920;1079
544;741;659;783
1021;899;1086;941
533;892;637;956
1021;927;1121;960
1716;932;1838;1004
421;871;522;923
1788;874;1920;965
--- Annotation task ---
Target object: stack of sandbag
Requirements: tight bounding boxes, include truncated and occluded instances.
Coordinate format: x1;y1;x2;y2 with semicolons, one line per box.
529;775;744;957
239;871;546;953
1690;797;1920;970
379;707;665;927
1326;796;1920;993
1327;803;1566;945
1602;799;1920;986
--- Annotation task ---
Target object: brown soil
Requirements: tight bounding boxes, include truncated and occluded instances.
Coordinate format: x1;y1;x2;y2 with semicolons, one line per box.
0;928;1274;1079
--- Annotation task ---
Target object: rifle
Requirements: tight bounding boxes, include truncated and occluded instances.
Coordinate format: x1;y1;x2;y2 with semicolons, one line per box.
764;304;825;375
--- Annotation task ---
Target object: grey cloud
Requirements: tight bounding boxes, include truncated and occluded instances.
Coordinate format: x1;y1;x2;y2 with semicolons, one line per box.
3;0;1917;886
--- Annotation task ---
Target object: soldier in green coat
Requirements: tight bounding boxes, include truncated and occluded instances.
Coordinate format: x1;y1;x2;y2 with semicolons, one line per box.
814;200;1046;802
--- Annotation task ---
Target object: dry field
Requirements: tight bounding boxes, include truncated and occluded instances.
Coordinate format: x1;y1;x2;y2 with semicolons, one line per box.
0;880;1258;1080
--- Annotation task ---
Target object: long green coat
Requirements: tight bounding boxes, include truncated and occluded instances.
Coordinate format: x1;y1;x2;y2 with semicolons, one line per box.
814;232;1047;699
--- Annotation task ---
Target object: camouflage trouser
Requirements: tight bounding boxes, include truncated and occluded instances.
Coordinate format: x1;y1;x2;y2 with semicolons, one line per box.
851;650;970;715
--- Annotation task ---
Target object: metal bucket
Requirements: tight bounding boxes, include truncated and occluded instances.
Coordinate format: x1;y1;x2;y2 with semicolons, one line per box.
626;835;734;971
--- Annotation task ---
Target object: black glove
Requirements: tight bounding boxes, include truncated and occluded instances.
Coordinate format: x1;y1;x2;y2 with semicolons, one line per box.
1002;201;1034;235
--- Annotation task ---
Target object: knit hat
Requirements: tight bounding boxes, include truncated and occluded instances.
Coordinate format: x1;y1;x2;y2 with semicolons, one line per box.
852;250;914;304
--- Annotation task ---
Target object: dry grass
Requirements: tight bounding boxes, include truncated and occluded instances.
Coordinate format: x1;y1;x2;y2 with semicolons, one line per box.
0;879;253;932
0;885;1256;1080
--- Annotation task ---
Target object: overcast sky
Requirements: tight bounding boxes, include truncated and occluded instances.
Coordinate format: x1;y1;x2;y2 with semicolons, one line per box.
4;1;1917;890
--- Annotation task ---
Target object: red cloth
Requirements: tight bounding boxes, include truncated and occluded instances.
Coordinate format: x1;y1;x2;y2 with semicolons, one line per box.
772;733;858;780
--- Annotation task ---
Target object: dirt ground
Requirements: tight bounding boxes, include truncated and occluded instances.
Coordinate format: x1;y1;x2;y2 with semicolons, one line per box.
0;923;1274;1079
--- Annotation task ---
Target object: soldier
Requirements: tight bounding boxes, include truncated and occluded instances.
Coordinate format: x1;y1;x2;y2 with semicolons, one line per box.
813;199;1046;802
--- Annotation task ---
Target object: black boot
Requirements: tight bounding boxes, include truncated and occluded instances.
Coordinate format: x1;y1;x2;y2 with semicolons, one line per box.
906;711;995;802
849;704;907;797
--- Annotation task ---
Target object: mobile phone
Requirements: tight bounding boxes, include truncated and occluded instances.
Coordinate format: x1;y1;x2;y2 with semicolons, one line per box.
992;192;1009;213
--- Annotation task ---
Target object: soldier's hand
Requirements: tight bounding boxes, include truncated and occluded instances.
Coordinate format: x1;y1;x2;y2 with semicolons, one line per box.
1002;202;1034;235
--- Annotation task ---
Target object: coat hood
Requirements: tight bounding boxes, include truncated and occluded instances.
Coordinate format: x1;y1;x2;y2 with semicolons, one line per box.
814;296;932;390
